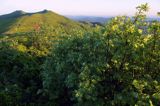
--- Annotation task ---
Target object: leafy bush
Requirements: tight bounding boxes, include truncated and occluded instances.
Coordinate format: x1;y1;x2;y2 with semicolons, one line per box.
43;4;160;105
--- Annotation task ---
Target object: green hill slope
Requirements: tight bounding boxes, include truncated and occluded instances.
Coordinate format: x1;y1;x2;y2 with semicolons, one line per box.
0;10;88;34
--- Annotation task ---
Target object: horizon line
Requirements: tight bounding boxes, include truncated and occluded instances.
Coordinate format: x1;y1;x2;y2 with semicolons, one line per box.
0;9;159;18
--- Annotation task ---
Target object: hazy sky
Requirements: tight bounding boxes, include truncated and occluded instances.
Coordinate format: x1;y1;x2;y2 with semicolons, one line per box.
0;0;159;17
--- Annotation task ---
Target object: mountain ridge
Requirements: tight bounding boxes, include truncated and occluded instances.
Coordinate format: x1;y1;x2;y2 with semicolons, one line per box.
0;10;88;34
0;10;56;19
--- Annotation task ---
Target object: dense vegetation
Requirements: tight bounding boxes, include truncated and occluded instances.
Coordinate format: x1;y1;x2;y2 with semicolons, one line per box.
0;3;160;106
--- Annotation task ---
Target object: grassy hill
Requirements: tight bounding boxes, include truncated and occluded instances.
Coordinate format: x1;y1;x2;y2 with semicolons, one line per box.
0;10;89;34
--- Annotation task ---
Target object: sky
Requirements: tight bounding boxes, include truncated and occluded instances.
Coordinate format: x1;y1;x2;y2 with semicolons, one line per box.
0;0;160;17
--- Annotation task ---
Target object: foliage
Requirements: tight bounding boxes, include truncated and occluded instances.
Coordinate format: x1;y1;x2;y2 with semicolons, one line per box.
0;10;89;105
0;3;160;106
43;3;160;106
0;35;49;105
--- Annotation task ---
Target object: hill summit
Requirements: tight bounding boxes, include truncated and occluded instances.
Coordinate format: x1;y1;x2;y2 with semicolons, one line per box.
0;10;87;34
0;10;26;19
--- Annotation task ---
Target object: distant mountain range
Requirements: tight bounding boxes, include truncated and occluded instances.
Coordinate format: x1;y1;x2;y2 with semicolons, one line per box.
66;16;112;24
67;16;160;24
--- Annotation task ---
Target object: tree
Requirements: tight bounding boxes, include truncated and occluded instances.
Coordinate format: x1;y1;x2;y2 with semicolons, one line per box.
43;3;160;105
